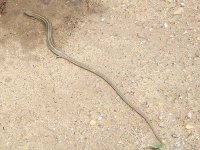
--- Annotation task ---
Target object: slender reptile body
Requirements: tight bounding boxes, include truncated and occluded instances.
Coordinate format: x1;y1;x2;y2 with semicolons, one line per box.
24;10;163;144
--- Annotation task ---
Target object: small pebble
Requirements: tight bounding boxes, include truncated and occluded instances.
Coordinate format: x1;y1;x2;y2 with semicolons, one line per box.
166;0;173;3
174;7;184;15
101;17;105;22
149;28;153;31
158;115;164;120
90;120;96;126
197;36;200;41
187;112;192;119
174;142;181;148
185;124;194;129
172;132;180;138
164;22;168;28
159;122;165;128
180;3;185;7
98;116;103;120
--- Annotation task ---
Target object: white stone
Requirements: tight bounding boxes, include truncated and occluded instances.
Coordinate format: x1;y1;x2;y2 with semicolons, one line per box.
187;112;192;119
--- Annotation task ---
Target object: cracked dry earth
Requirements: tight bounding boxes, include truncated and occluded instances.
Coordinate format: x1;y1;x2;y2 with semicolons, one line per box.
0;0;200;150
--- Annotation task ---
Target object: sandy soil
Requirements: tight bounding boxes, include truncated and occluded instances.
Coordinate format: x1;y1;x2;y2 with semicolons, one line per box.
0;0;200;149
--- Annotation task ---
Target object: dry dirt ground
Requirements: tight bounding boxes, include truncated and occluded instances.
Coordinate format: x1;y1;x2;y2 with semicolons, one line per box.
0;0;200;149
